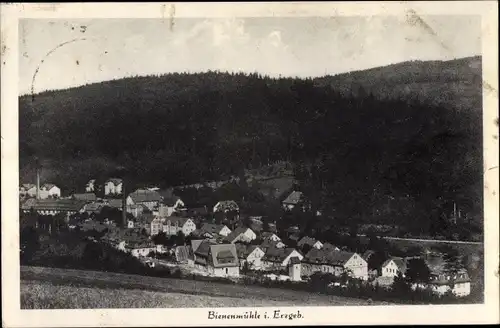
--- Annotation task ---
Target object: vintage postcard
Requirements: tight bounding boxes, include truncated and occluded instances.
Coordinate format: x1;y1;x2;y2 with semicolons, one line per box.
1;2;499;327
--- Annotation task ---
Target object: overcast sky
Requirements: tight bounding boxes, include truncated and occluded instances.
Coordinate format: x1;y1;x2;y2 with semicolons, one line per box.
19;16;481;95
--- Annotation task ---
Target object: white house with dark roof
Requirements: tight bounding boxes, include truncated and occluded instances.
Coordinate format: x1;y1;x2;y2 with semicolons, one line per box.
39;183;61;199
224;227;257;244
262;247;304;270
191;240;240;277
158;196;185;217
302;248;368;280
20;183;37;198
381;257;408;278
85;179;96;192
104;178;123;195
236;244;266;270
282;191;304;210
201;223;232;237
127;189;162;211
297;236;323;250
21;199;86;217
261;232;281;242
163;216;196;236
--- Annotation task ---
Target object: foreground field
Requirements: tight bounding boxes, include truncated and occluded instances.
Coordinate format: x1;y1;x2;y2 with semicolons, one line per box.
21;266;387;309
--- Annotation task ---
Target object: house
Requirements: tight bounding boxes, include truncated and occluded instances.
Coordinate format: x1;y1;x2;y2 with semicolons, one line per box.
261;232;281;242
39;183;61;199
224;227;257;243
425;270;471;297
381;257;408;278
191;229;215;239
127;189;162;211
163;217;196;236
104;178;123;195
362;250;376;262
297;236;323;250
103;198;124;209
127;219;135;229
302;249;369;280
20;183;37;198
213;200;239;213
148;216;164;236
82;202;104;215
72;193;97;202
236;244;266;270
21;199;86;217
158;195;185;217
260;238;286;250
262;247;304;270
126;204;148;218
322;242;340;251
85;179;96;192
289;256;302;281
200;223;232;237
282;191;304;210
192;240;240;278
127;241;156;258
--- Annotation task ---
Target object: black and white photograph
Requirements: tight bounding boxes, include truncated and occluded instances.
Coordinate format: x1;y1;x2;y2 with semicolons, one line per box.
2;2;499;327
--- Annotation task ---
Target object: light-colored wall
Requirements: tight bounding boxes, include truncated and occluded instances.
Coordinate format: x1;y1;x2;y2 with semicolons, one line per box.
345;253;368;280
289;264;301;281
219;226;231;237
212;266;240;278
382;261;400;278
105;182;122;195
181;220;196;236
247;248;265;269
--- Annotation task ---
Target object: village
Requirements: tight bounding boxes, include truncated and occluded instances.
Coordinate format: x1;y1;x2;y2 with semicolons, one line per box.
19;163;476;301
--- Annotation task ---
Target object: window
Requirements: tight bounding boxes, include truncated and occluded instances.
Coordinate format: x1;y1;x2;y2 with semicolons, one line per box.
225;268;228;274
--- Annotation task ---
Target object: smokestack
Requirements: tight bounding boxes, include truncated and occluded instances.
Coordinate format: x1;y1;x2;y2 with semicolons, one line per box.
36;169;40;200
122;181;127;228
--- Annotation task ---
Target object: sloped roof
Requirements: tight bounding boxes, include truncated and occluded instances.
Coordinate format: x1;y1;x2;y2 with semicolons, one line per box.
322;242;339;251
42;183;57;190
83;202;103;213
297;236;320;247
72;193;97;202
201;223;227;235
289;256;301;265
128;190;162;203
26;199;86;212
165;216;191;226
105;199;124;208
382;257;408;272
304;248;355;266
210;244;239;268
21;198;37;210
21;183;36;190
235;244;260;259
106;178;123;185
225;227;252;243
191;239;205;253
282;191;303;205
87;179;96;184
264;247;300;263
260;239;284;250
175;246;190;262
362;250;376;260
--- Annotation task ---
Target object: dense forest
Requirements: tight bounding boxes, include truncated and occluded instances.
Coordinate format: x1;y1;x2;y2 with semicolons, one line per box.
19;56;483;232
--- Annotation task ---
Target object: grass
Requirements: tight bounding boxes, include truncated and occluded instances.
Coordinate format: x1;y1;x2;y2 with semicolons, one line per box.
21;266;385;309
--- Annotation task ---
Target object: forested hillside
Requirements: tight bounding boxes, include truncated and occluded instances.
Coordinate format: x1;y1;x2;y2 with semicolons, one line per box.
19;56;483;230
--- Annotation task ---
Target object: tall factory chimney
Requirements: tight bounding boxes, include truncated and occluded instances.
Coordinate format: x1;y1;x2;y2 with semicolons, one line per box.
36;169;40;200
122;180;127;228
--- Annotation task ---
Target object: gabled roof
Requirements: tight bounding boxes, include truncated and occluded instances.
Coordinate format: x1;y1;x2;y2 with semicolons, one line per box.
106;178;123;185
165;216;192;226
104;199;124;208
42;183;57;190
297;236;320;247
175;246;190;262
72;193;97;202
225;226;253;243
260;239;284;250
201;223;228;235
322;242;339;251
21;183;36;190
87;179;96;184
261;232;280;240
21;198;37;210
235;244;261;259
210;244;239;268
25;199;86;212
282;191;303;205
382;257;408;272
128;189;162;203
264;247;300;263
362;250;376;260
289;256;301;265
304;249;356;266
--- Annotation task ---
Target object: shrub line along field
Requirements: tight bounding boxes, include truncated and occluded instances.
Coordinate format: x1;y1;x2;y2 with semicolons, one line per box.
21;266;390;308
